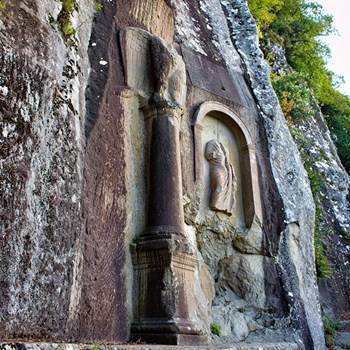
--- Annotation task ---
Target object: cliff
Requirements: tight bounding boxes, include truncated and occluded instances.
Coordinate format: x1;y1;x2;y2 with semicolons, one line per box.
0;1;348;349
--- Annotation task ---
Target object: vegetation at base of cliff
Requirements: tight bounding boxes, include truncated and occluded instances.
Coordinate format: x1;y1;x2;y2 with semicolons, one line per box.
248;0;350;174
323;315;341;347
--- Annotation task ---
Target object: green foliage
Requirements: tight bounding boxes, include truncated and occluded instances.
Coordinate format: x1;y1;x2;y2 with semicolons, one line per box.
58;0;76;39
62;21;75;35
210;322;221;336
302;155;325;198
249;0;350;174
314;231;332;279
265;0;333;100
323;316;341;347
326;113;350;172
322;90;350;173
62;0;76;13
95;2;103;11
272;72;314;121
0;0;5;9
247;0;284;37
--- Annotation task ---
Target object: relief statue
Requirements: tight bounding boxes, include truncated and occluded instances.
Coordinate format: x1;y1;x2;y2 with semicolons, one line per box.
205;140;237;215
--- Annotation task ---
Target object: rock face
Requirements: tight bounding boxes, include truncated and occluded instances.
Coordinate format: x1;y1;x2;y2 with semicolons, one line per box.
289;103;350;321
0;342;300;350
261;29;350;324
0;0;93;341
2;0;345;349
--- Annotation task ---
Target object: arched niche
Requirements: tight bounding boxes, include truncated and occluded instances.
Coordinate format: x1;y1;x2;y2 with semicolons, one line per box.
193;101;262;228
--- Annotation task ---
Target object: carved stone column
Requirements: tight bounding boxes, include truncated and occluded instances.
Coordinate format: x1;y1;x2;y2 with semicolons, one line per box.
121;28;206;345
130;100;204;345
143;101;184;235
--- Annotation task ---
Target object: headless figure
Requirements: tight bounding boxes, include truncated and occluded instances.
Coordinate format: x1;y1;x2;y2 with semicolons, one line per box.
205;140;236;215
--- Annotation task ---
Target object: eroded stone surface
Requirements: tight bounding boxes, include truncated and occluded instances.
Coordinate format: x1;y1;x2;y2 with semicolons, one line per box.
2;0;345;348
173;0;325;349
0;343;299;350
0;0;93;340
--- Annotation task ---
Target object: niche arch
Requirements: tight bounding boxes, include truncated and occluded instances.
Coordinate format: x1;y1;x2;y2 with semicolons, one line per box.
193;101;262;227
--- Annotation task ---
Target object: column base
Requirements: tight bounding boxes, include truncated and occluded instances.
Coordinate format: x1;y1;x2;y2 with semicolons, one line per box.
131;317;202;335
131;234;207;345
130;333;208;345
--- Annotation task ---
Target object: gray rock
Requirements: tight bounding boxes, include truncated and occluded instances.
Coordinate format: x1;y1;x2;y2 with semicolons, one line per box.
3;0;347;348
0;342;299;350
335;332;350;348
0;0;94;340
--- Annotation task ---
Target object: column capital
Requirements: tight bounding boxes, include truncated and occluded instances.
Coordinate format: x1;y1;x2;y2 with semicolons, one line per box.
141;97;183;121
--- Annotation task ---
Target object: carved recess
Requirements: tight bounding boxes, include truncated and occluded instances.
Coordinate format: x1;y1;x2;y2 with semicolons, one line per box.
193;101;262;228
120;28;205;345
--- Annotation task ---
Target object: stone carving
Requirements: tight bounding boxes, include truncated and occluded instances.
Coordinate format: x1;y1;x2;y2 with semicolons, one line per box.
150;37;186;107
121;28;205;345
120;27;186;108
205;140;237;215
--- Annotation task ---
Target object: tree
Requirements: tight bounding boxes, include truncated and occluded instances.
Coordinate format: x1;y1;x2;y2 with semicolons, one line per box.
248;0;350;174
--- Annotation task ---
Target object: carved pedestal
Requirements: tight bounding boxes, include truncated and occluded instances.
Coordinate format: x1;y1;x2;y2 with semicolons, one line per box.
131;234;204;345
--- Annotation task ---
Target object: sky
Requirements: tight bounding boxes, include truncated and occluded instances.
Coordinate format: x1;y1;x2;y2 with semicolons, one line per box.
316;0;350;96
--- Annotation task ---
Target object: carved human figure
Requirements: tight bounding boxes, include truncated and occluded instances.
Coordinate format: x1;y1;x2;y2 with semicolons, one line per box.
205;140;237;215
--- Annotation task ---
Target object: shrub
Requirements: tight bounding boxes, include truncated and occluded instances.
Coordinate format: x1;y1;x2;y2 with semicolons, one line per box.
323;316;341;347
210;322;221;336
62;0;76;13
95;2;103;11
58;0;76;39
272;72;314;121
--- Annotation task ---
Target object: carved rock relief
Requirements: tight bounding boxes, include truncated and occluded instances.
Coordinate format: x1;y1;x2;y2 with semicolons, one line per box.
205;140;237;215
201;115;245;229
120;27;186;108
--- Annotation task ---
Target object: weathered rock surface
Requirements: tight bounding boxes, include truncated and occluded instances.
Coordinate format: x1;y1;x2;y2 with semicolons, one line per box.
260;27;350;323
2;0;344;349
306;110;350;316
174;1;325;348
0;0;93;340
0;343;299;350
297;107;350;319
335;332;350;349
